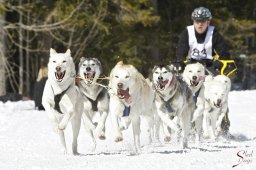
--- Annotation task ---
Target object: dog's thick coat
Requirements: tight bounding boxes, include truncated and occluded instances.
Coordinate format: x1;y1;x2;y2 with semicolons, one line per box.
152;65;194;148
42;49;95;154
203;75;230;140
77;57;109;148
183;62;206;141
108;61;157;151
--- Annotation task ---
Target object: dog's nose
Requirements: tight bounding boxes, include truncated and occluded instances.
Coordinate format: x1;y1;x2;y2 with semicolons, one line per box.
86;67;91;71
117;83;123;89
56;66;61;72
192;76;197;80
158;76;163;80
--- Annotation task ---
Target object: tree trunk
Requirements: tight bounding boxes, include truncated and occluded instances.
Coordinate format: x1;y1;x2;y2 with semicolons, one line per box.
0;15;6;96
25;0;30;96
18;0;24;95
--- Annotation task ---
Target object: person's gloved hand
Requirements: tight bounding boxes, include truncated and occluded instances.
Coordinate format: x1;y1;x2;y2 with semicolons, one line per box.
187;58;213;67
213;60;223;71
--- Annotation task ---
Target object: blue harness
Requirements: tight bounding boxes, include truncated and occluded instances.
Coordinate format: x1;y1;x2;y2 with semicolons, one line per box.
160;93;177;113
123;105;130;117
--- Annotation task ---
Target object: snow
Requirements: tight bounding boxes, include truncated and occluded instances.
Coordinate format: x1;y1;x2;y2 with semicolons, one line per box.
0;90;255;170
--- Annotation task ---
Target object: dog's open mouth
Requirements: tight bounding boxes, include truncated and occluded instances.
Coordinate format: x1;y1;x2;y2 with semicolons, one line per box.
214;102;222;108
117;88;130;100
190;80;199;86
157;80;168;90
84;72;95;83
55;71;66;81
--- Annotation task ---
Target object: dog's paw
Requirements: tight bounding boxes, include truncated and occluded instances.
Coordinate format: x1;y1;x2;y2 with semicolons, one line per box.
216;126;221;132
62;148;67;155
164;136;171;142
89;143;96;152
94;123;104;136
98;134;106;140
115;137;123;142
53;126;63;134
58;123;67;131
191;117;197;123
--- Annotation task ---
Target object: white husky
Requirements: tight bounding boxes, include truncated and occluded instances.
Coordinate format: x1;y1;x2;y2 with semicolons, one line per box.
108;61;157;151
42;48;95;154
183;62;205;141
77;57;109;146
203;75;231;140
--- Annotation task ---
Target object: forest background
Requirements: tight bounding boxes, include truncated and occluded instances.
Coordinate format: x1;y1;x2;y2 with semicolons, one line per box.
0;0;255;97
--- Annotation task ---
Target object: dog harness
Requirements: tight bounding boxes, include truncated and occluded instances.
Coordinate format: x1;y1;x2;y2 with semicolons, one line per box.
82;88;106;112
193;87;202;108
53;85;71;114
161;93;177;113
123;105;131;117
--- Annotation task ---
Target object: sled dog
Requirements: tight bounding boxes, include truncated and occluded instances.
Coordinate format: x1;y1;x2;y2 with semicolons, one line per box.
152;65;194;148
108;61;157;151
77;57;109;142
183;62;206;141
42;48;95;154
203;75;230;140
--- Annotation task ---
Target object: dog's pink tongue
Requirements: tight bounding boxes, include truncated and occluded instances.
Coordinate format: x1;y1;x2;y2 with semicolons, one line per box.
124;96;132;104
86;72;93;78
118;89;132;104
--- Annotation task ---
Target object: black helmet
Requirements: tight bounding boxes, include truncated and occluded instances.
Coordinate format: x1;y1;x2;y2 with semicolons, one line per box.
191;7;212;21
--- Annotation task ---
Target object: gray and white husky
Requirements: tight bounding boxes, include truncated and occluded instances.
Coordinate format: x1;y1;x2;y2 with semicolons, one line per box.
77;57;109;147
152;65;195;148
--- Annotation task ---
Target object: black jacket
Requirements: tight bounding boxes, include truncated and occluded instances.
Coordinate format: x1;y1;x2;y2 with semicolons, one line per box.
176;26;230;63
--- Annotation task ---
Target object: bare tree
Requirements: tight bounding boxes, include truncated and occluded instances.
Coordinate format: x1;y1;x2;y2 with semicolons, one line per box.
0;14;6;96
1;0;109;96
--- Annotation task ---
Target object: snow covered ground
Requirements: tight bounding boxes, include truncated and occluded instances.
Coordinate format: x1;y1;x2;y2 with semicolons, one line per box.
0;90;255;170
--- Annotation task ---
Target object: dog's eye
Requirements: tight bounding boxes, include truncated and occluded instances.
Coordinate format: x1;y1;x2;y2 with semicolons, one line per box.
83;64;86;66
92;64;95;66
115;76;119;78
189;70;192;73
155;72;159;74
163;71;167;74
197;70;201;73
53;60;56;63
125;75;130;79
63;60;66;63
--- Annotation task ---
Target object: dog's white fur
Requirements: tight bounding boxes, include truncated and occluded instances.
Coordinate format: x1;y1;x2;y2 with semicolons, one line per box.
77;57;109;149
108;61;157;151
203;75;230;140
183;62;205;141
42;48;95;154
152;65;194;148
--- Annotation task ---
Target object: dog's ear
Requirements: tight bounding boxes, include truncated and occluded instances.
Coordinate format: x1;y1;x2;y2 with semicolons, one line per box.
94;58;103;74
205;75;213;82
65;49;71;55
50;48;57;56
152;65;158;73
79;57;85;67
93;58;102;67
80;57;85;62
168;64;175;71
117;61;123;65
